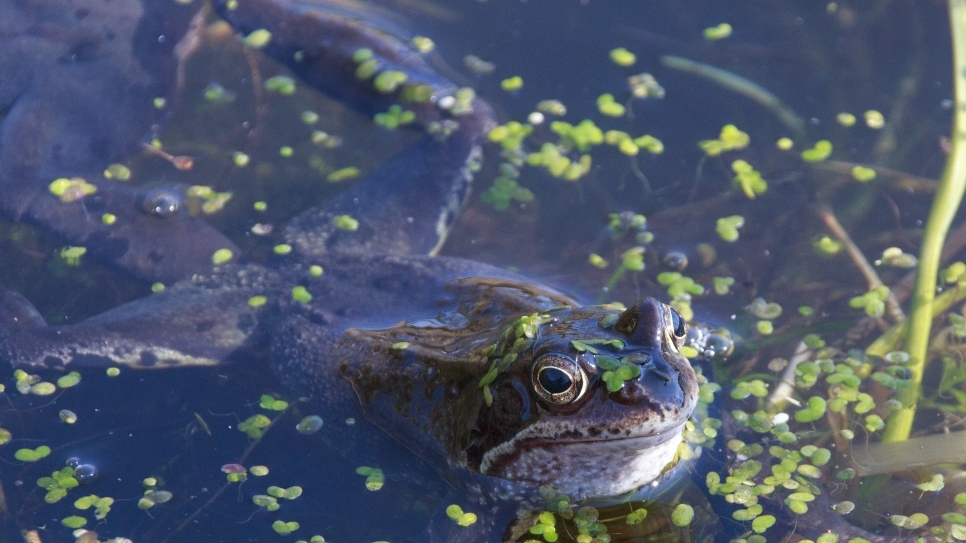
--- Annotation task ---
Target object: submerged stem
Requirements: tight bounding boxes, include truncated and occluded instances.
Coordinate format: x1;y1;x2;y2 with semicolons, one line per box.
883;0;966;442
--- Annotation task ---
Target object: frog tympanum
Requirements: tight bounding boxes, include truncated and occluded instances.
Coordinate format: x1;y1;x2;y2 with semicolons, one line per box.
0;1;931;543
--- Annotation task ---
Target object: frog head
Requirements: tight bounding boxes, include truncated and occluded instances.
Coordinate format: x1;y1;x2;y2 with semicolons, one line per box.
469;298;698;501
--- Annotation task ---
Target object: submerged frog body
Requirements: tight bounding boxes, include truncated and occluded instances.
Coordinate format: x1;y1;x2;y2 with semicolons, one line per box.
0;0;701;540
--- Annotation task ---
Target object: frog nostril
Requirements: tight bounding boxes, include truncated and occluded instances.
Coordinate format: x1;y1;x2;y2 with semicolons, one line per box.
624;352;651;366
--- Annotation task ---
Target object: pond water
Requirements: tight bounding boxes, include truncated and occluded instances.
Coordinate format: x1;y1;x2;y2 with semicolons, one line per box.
0;1;963;542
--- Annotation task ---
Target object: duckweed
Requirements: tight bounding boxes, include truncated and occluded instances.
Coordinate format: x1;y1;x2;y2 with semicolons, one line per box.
501;76;523;91
445;504;478;526
375;106;417;131
480;177;533;210
699;125;749;156
596;94;625;117
529;511;557;542
48;177;97;204
864;109;885;129
248;296;267;308
327;166;361;182
628;73;665;98
59;410;77;424
61;516;87;529
259;395;288;412
212;248;234;265
103;163;131;180
292;286;312;303
333;215;359;231
464;54;495;74
232;152;250;167
732;159;767;199
851;165;877;181
751;514;775;533
411;36;434;53
671;504;694;526
309;265;324;276
74;495;113;519
814;236;843;255
238;414;272;439
243;29;272;48
626;508;648;524
60;246;86;266
848;285;889;318
917;473;945;491
801;140;833;162
273;244;292;255
101;213;116;224
703;23;733;40
372;70;408;93
776;137;794;150
253;494;280;511
30;381;56;395
588;254;608;269
267;485;303;499
597;356;641;392
264;75;296;95
713;276;735;295
716;215;744;242
106;367;120;377
16;446;51;462
609;47;636;66
356;466;385;491
204;82;236;104
836;112;857;126
272;520;300;535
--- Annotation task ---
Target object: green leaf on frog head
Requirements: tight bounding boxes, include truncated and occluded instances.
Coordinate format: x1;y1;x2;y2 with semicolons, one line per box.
602;364;641;392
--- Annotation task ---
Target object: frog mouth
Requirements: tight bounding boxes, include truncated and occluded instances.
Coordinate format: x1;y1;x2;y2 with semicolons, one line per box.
535;421;687;448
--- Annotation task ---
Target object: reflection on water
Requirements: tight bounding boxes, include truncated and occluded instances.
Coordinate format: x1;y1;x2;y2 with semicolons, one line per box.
0;0;963;542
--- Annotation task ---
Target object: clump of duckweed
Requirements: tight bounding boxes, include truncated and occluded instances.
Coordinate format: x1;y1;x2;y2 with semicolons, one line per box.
259;394;289;411
699;124;749;156
272;520;300;535
445;504;478;526
800;140;832;162
221;463;248;482
15;446;50;462
74;495;113;519
268;485;303;500
37;466;78;502
238;414;271;439
848;285;890;318
715;215;744;242
355;466;384;491
60;246;86;267
264;75;296;95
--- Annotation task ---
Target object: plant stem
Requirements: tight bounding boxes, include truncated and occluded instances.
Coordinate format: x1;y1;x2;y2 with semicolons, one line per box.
883;0;966;442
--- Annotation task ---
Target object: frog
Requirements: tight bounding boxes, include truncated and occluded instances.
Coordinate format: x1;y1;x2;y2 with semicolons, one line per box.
0;1;935;543
0;0;702;541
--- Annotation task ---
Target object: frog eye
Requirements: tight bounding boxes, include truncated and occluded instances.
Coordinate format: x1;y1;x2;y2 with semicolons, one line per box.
532;354;587;406
668;307;687;349
141;188;182;217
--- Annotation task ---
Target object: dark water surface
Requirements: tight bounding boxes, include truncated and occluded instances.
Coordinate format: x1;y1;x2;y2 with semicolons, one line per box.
0;1;962;542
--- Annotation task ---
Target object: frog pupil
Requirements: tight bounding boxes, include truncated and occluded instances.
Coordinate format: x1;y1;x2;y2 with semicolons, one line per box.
670;309;686;338
538;367;572;394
